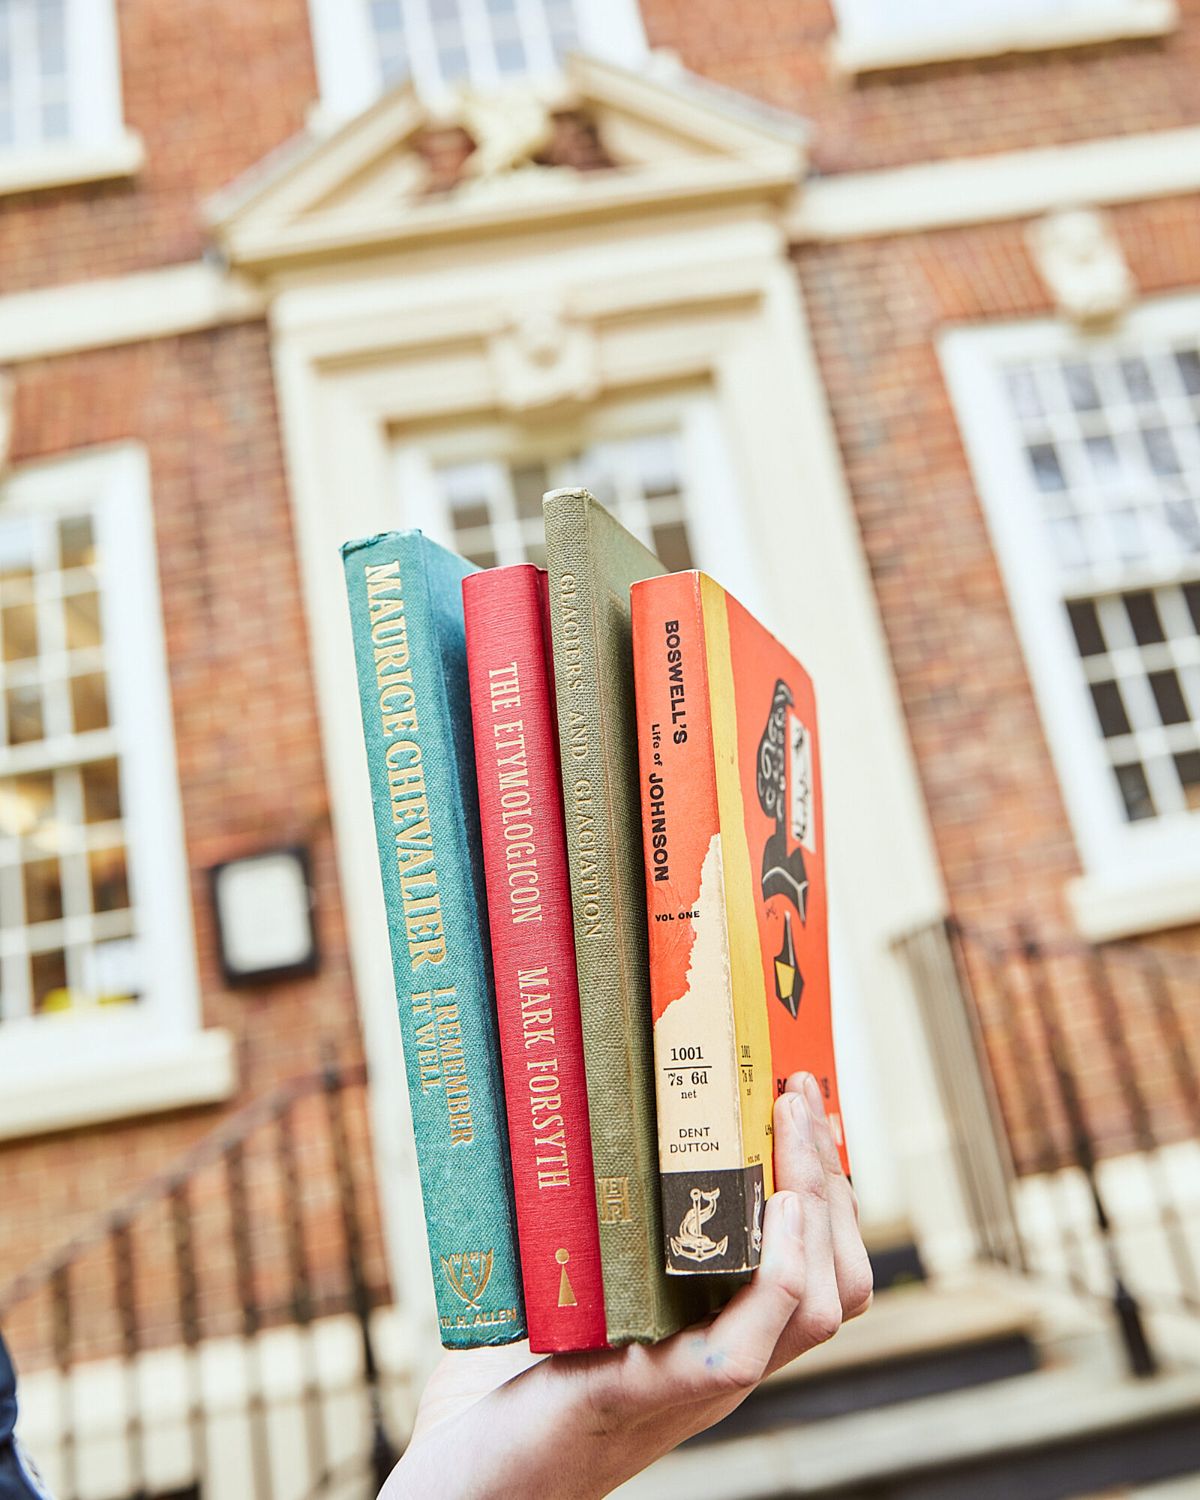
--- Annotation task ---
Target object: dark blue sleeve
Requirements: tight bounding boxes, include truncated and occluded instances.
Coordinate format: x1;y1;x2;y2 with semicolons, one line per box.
0;1334;53;1499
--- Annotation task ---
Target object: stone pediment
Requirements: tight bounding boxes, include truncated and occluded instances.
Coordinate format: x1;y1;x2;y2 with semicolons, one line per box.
207;54;807;272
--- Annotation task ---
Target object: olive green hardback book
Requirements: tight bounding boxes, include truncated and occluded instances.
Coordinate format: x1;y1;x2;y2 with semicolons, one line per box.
543;489;718;1343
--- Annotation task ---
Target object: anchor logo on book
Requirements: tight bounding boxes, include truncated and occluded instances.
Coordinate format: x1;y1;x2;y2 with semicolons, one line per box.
440;1249;494;1309
670;1187;729;1264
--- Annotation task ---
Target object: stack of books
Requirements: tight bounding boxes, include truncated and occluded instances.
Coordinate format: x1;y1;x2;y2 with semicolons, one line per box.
342;489;848;1354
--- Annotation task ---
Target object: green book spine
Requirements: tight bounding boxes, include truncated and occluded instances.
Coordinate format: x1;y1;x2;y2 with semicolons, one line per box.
543;489;715;1343
341;529;526;1348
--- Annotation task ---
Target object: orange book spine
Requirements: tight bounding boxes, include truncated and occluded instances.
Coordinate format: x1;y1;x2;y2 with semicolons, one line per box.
633;573;758;1274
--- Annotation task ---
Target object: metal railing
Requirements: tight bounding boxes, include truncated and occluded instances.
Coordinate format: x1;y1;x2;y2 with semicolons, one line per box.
899;919;1200;1379
0;1057;401;1500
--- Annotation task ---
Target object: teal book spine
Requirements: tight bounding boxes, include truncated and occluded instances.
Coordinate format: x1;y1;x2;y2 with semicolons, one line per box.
341;529;526;1348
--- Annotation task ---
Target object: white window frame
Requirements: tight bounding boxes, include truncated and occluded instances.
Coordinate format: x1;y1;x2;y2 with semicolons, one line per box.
306;0;648;120
0;445;233;1139
392;387;762;609
830;0;1177;75
0;0;143;198
941;297;1200;940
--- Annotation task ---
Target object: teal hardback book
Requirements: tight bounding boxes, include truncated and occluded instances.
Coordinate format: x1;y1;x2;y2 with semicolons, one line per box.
341;529;526;1348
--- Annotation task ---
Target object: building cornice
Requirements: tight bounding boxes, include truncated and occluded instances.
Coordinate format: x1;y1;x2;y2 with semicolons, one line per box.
0;262;264;365
1;124;1199;367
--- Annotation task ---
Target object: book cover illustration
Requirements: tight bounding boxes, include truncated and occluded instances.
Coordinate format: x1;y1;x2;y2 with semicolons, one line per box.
463;563;607;1352
633;570;848;1276
341;530;526;1347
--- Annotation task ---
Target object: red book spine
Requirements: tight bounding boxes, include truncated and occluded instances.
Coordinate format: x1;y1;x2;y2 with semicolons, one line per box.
463;564;607;1353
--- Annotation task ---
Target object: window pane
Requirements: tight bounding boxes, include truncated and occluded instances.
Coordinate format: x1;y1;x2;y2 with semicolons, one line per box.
512;464;550;522
1175;750;1200;811
0;518;35;583
1027;444;1065;491
31;948;69;1013
651;521;692;573
1149;670;1189;727
65;591;102;651
1175;350;1200;396
1124;590;1165;646
997;339;1200;834
59;515;95;571
1006;366;1041;419
1063;362;1100;411
438;45;469;79
1121;357;1155;403
90;845;129;914
1115;762;1155;822
1084;434;1120;482
1066;599;1105;657
1186;583;1200;634
2;601;38;661
496;37;527;71
1141;427;1180;476
429;427;695;593
0;771;55;839
0;482;146;1032
1090;680;1130;739
1164;500;1200;554
70;672;109;733
41;97;68;138
452;500;490;534
368;0;587;91
6;684;43;745
23;857;63;924
82;758;122;824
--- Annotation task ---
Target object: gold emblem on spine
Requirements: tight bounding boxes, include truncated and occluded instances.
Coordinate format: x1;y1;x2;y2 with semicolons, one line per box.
597;1176;632;1224
440;1249;494;1309
555;1247;577;1307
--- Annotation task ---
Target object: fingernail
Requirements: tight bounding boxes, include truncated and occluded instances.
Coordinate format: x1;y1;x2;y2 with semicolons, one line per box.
802;1073;826;1119
788;1090;813;1142
784;1071;806;1096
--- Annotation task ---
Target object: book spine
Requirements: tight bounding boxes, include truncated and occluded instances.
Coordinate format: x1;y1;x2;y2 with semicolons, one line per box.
341;533;525;1349
543;492;693;1343
463;566;607;1353
633;575;759;1275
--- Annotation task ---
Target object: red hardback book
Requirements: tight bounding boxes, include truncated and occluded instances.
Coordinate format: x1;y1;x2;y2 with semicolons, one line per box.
463;564;607;1352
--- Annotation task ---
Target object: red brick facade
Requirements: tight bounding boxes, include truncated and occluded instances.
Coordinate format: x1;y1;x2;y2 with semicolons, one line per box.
3;0;1199;1363
0;326;387;1358
641;0;1200;171
2;0;316;293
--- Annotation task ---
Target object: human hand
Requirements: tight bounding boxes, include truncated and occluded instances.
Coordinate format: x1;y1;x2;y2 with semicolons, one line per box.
381;1071;872;1499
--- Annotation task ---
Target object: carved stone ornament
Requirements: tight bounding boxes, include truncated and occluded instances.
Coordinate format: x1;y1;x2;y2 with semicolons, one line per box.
1026;208;1135;328
489;301;600;414
453;84;577;204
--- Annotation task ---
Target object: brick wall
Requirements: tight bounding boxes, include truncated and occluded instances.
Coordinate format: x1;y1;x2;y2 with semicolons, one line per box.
796;197;1200;1166
640;0;1200;173
0;324;388;1362
1;0;317;293
4;0;1200;1350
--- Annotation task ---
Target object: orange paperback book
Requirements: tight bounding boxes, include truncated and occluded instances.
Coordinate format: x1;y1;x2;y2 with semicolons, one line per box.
632;571;849;1275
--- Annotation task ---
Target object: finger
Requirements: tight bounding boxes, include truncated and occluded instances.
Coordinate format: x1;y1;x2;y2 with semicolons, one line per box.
798;1073;874;1320
655;1186;806;1399
768;1089;843;1372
